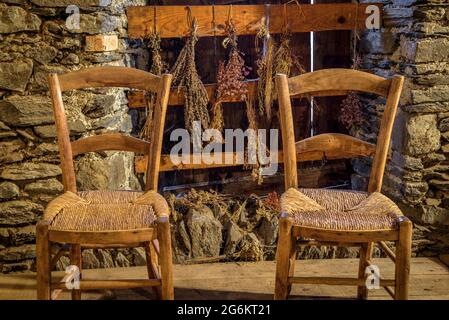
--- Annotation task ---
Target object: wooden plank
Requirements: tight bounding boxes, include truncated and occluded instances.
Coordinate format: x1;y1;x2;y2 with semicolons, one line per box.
128;81;258;108
127;4;382;39
289;276;395;287
1;258;448;300
288;68;391;97
134;133;375;173
71;133;151;156
51;279;161;290
127;82;348;109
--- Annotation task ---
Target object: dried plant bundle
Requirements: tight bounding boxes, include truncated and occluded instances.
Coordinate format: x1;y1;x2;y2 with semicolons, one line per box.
140;31;167;141
171;19;210;132
273;34;306;77
212;22;250;132
256;30;276;121
338;55;363;131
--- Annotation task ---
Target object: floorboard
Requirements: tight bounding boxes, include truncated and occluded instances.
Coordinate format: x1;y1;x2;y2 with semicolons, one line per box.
0;258;448;300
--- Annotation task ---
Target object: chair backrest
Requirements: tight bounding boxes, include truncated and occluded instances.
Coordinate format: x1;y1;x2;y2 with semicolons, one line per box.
48;66;172;192
275;68;404;193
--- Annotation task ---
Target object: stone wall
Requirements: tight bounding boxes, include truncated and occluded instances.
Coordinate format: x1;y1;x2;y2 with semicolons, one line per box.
355;0;449;256
0;0;146;272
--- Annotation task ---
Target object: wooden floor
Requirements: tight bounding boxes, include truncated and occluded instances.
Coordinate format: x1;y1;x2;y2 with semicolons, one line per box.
1;258;448;300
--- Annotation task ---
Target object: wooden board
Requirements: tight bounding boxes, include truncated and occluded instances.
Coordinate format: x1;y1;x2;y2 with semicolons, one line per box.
127;83;349;109
128;80;258;108
127;3;383;39
1;258;448;300
134;132;375;173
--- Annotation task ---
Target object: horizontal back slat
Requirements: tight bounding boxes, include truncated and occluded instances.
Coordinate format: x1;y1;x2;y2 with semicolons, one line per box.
71;133;151;157
287;69;391;97
295;133;376;159
58;66;161;92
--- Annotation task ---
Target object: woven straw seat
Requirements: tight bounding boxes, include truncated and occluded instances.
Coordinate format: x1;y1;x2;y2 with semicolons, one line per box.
43;190;166;232
281;188;403;231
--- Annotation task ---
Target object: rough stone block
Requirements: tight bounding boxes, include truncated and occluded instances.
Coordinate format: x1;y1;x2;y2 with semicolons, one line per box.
0;182;19;200
405;114;441;155
0;201;42;226
0;59;33;92
402;37;449;63
0;162;61;180
85;34;118;52
0;5;41;33
0;95;53;126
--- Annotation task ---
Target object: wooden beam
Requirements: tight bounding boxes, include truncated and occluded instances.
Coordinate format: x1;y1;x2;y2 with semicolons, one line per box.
289;276;395;287
128;81;258;108
127;82;348;109
51;279;161;290
127;4;382;39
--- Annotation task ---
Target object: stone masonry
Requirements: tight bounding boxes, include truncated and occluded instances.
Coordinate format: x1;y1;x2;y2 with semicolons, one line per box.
355;0;449;256
0;0;145;273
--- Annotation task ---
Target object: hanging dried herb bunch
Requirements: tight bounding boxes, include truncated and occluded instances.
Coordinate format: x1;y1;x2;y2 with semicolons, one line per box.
256;21;276;121
273;33;306;77
171;17;210;132
140;31;167;141
212;21;251;132
339;55;363;131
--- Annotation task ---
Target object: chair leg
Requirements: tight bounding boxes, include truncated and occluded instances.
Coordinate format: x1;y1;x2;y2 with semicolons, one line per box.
144;241;162;299
157;217;174;300
357;242;374;299
395;218;412;300
36;221;51;300
274;217;293;300
287;237;297;296
70;244;82;300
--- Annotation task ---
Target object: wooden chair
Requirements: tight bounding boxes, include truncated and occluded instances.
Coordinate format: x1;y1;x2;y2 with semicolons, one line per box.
36;66;173;300
274;68;411;300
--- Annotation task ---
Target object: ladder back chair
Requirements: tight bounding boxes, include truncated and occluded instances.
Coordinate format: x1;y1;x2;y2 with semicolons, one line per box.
274;68;411;300
36;66;173;300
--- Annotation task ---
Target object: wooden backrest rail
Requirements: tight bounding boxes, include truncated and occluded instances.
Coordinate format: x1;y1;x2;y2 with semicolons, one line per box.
276;68;404;191
48;66;173;192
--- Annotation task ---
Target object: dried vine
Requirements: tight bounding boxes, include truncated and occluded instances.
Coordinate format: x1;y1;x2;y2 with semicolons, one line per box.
140;31;167;141
171;18;210;132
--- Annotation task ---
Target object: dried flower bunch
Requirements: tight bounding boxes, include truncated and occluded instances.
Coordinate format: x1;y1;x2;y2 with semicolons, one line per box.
339;55;363;130
212;21;251;132
171;18;210;132
140;31;167;141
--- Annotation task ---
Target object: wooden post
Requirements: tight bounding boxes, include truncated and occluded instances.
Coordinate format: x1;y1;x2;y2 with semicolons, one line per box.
144;241;162;299
275;74;298;190
70;244;82;300
357;242;374;299
287;235;297;296
274;216;293;300
368;76;404;193
395;218;412;300
48;74;77;192
36;221;51;300
146;74;173;191
157;217;174;300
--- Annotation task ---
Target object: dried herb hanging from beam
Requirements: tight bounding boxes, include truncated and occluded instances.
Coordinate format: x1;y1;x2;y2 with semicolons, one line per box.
256;22;276;122
140;31;167;141
171;18;210;132
339;55;363;131
212;21;251;133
